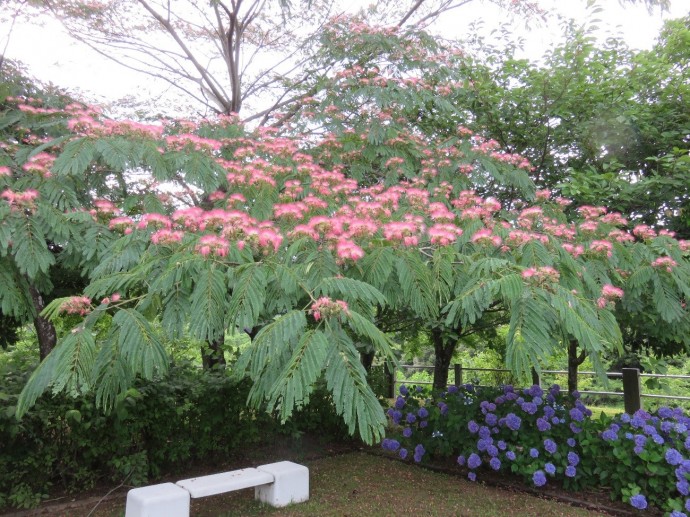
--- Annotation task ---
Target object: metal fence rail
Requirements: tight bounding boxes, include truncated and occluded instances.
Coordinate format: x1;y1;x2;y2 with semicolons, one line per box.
391;363;690;413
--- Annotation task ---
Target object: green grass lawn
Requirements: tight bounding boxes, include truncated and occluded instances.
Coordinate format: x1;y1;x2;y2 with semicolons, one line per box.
81;452;607;517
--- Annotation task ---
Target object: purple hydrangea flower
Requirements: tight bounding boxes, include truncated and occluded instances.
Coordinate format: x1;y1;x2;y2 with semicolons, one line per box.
382;438;400;451
601;429;618;442
490;457;501;470
497;440;507;450
619;413;631;423
485;413;498;426
477;438;490;452
670;511;687;517
399;385;409;396
447;385;459;394
653;434;665;445
544;439;557;454
629;494;647;510
495;396;506;405
505;413;522;431
545;462;556;475
530;448;539;458
457;455;466;466
536;418;551;432
468;420;480;433
438;402;448;415
634;445;645;455
533;470;547;487
544;406;556;419
570;422;582;434
678;480;690;496
468;471;477;482
468;453;482;469
667;448;684;466
658;406;673;419
528;385;544;398
533;396;543;406
487;445;499;457
417;407;429;419
403;427;412;438
567;451;580;466
686;499;690;512
395;396;405;409
565;465;576;478
522;402;538;415
399;448;408;459
567;438;576;447
569;408;584;422
506;450;516;461
419;420;428;428
413;444;425;463
479;426;491;439
643;424;656;436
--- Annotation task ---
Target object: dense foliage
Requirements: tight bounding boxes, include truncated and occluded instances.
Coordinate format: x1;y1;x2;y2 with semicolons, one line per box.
385;383;690;515
0;361;348;509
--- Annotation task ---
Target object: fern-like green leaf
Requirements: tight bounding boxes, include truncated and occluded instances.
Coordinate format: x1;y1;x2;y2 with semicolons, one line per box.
396;252;438;319
189;265;227;342
324;327;387;445
266;330;330;421
52;138;96;176
112;309;168;379
228;264;266;330
317;277;388;307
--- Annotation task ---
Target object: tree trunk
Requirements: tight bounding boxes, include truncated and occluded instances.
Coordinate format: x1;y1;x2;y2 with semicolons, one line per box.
567;339;587;394
431;327;456;391
28;285;57;360
202;336;226;370
360;350;375;373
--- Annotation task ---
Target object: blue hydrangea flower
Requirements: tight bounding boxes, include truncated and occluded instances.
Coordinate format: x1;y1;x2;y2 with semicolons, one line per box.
625;432;633;440
403;427;412;438
457;455;466;466
544;406;556;419
658;406;673;419
643;424;656;436
487;445;499;457
399;448;408;459
506;450;516;461
565;466;576;478
479;426;491;439
485;413;498;426
678;479;689;496
505;413;522;431
413;444;425;463
567;451;580;466
653;434;665;445
530;448;539;458
406;412;417;424
522;402;538;415
669;511;687;517
667;448;684;466
567;438;576;447
468;453;482;469
382;438;400;451
468;471;477;482
602;429;618;442
528;385;544;398
619;413;631;424
468;420;480;433
394;396;405;409
419;420;428;428
399;385;409;396
438;402;448;416
634;445;645;455
477;438;490;452
533;396;543;406
570;423;582;434
417;407;429;419
544;439;557;454
536;418;551;432
497;440;507;450
685;498;690;512
447;385;459;394
533;470;547;487
569;408;584;422
490;457;501;470
545;462;556;475
629;494;647;510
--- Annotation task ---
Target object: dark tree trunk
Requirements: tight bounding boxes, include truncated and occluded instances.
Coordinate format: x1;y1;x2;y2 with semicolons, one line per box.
431;327;456;391
360;350;375;373
567;339;587;394
28;285;57;360
202;336;226;370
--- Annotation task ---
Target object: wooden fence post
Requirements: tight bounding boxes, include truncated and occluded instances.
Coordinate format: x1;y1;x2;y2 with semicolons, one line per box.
531;368;540;387
622;368;642;414
454;363;463;387
386;363;396;398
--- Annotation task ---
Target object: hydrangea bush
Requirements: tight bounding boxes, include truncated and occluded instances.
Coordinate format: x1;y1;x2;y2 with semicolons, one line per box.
383;384;690;516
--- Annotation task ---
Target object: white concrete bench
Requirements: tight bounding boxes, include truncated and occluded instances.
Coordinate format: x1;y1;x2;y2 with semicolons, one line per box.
125;461;309;517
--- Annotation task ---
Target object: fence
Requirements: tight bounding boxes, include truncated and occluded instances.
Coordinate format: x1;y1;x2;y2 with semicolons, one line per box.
385;364;690;414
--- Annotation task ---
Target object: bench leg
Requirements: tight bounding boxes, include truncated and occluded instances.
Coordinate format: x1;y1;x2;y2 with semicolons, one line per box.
255;461;309;507
125;482;190;517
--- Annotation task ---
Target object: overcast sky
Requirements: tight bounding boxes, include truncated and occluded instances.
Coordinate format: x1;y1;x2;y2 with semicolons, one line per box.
1;0;687;114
